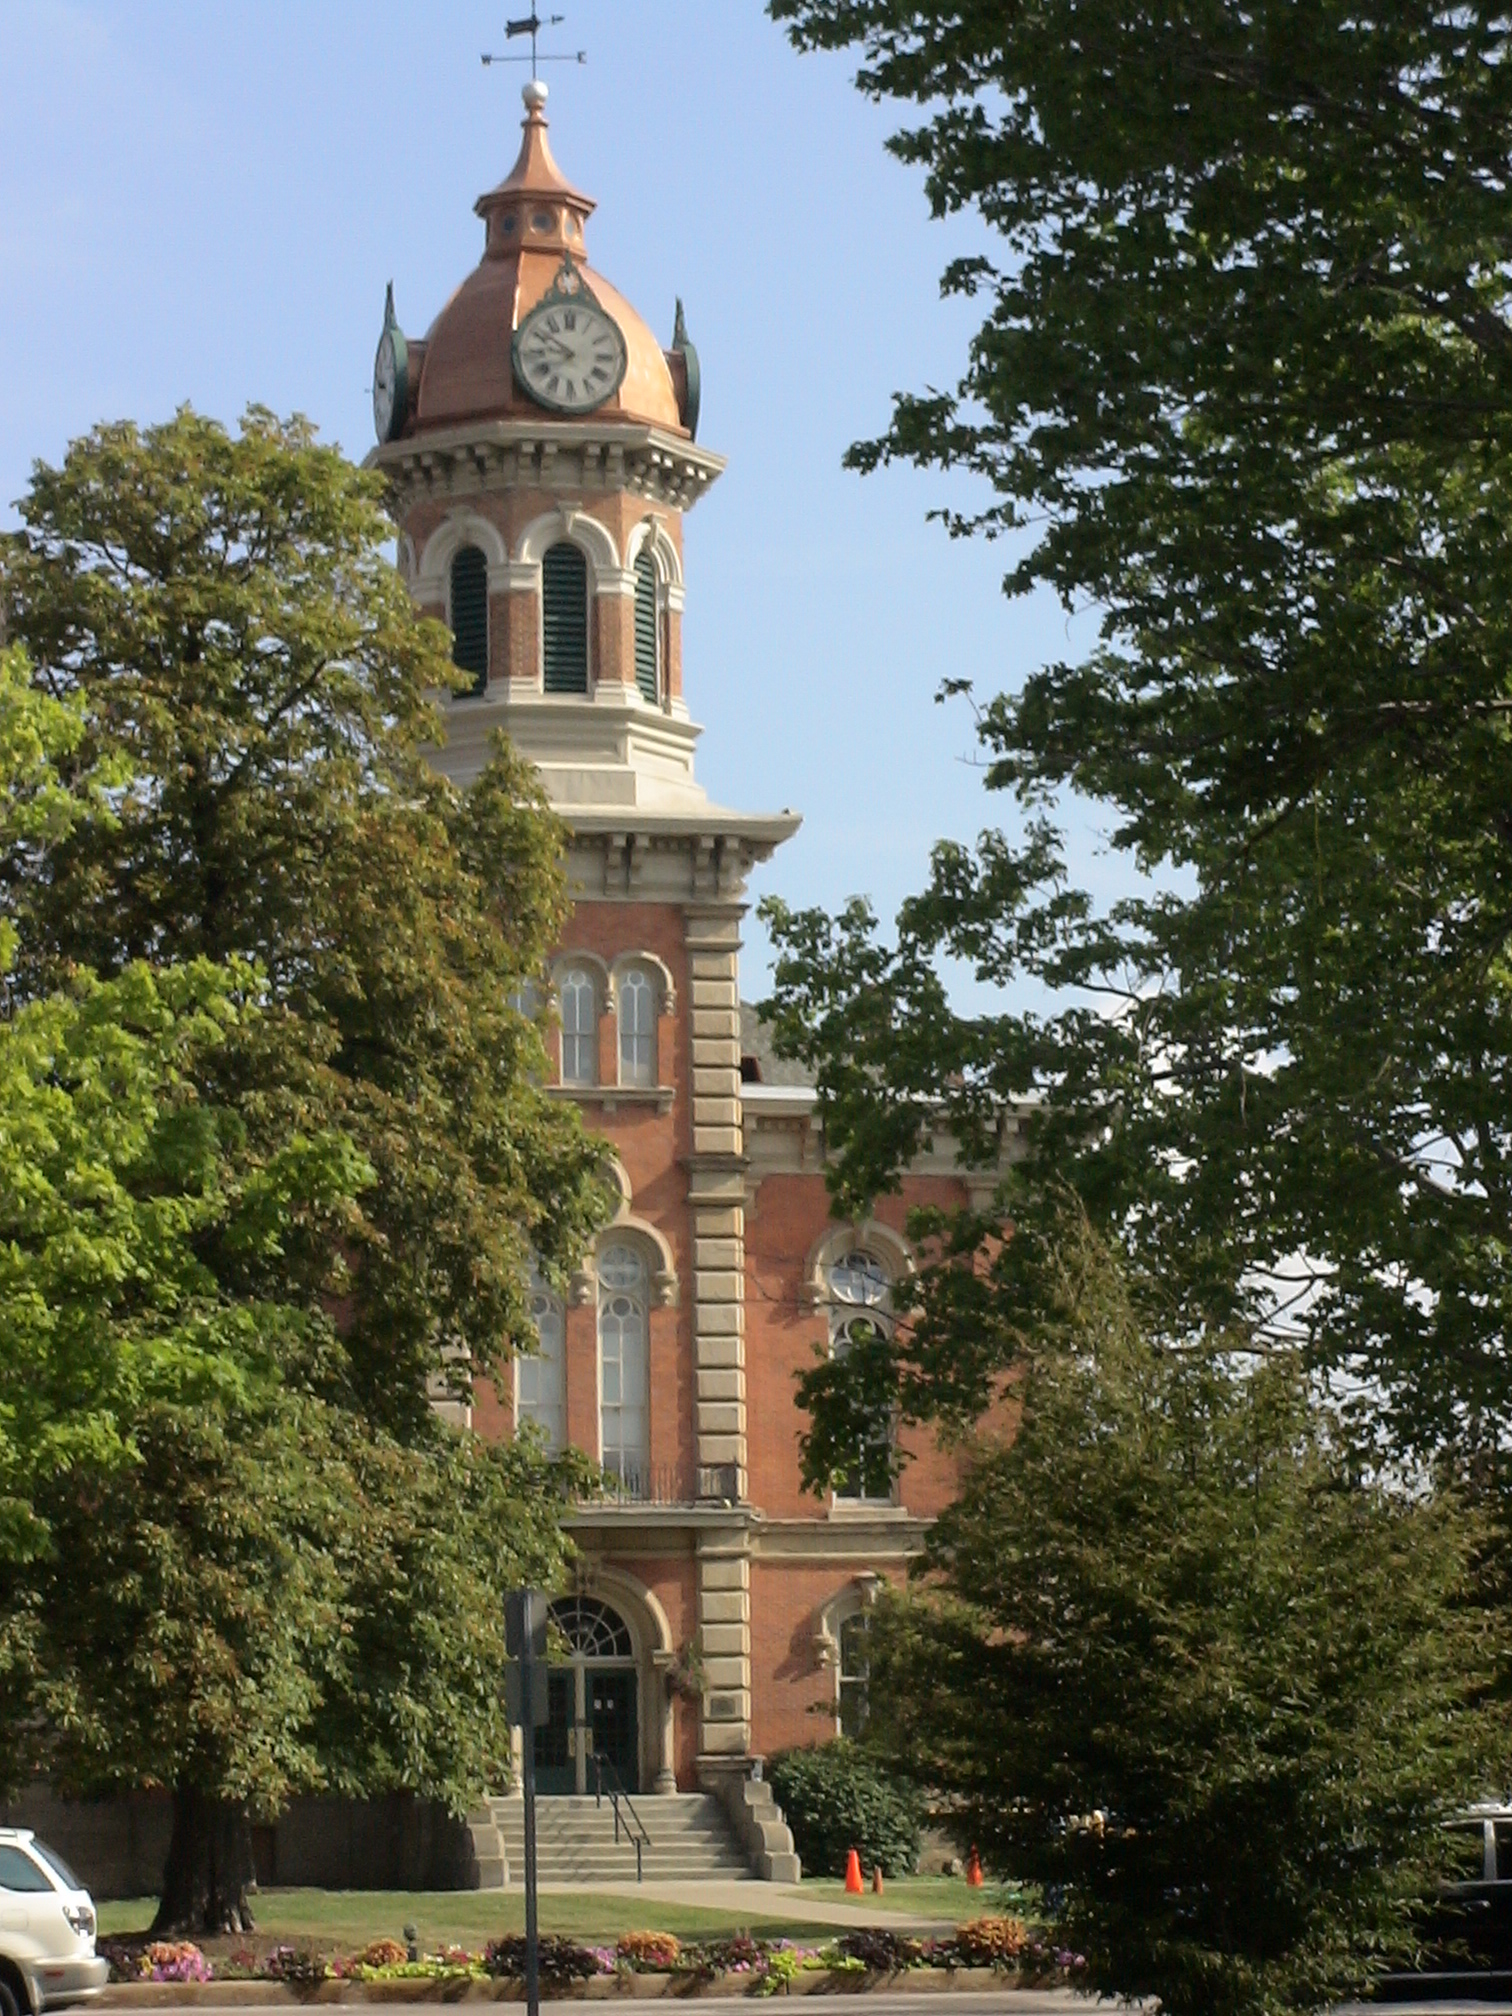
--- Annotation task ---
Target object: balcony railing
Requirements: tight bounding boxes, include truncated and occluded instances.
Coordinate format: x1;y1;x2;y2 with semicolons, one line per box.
585;1460;741;1507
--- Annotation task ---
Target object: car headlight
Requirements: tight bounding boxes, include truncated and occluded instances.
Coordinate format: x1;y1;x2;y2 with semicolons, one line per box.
63;1904;95;1939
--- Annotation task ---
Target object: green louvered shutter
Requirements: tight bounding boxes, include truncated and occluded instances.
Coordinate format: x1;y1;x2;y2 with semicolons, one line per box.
541;541;589;694
449;546;489;695
633;551;659;704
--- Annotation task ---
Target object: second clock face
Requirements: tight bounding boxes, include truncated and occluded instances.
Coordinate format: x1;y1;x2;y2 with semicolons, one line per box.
514;298;627;414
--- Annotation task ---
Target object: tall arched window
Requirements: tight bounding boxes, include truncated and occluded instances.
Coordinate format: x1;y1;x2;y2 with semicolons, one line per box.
598;1243;649;1490
542;541;589;694
449;544;489;696
633;549;659;705
516;1276;565;1454
826;1248;895;1503
558;967;597;1085
618;967;655;1086
838;1610;871;1738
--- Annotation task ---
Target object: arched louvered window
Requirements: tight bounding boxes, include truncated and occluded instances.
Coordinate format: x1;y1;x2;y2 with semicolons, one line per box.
618;967;655;1086
542;541;589;694
449;545;489;696
559;966;597;1086
633;550;659;705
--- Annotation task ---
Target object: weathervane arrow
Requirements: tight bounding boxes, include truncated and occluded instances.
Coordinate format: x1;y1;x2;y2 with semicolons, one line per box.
482;10;586;79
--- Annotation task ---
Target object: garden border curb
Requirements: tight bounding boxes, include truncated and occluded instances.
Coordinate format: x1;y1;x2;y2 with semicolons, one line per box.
98;1973;1021;2005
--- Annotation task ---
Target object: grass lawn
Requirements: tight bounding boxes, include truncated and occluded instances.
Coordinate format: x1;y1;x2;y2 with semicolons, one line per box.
98;1889;857;1949
797;1876;996;1918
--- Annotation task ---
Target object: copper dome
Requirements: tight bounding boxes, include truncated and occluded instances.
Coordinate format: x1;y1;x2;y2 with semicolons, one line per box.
411;82;687;437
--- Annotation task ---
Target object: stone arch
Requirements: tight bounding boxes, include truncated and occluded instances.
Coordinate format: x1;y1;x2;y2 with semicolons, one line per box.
624;514;684;591
415;510;509;602
803;1220;915;1311
608;950;676;1015
515;506;621;587
596;1216;678;1309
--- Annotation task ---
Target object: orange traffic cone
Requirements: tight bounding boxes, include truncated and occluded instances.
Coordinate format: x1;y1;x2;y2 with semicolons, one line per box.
871;1865;885;1895
966;1846;984;1888
844;1847;863;1894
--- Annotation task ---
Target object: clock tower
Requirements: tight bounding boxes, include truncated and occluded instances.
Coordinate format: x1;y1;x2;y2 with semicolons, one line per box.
367;80;799;1811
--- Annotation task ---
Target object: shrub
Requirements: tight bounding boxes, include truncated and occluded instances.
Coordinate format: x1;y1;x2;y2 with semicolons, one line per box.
360;1939;410;1969
263;1945;328;1988
483;1935;601;1991
616;1931;681;1970
835;1929;924;1974
954;1918;1028;1969
767;1739;923;1877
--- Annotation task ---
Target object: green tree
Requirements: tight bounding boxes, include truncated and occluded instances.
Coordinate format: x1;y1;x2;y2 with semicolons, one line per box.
863;1212;1500;2016
765;1;1512;1472
2;407;606;1426
0;415;609;1929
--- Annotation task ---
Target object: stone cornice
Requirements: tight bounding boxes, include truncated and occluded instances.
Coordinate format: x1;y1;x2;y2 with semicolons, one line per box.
366;419;726;514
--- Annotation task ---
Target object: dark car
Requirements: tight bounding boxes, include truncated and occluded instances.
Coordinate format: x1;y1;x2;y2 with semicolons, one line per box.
1378;1807;1512;2001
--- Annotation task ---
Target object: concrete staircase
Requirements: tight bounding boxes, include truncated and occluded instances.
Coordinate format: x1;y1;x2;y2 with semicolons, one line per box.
485;1793;753;1884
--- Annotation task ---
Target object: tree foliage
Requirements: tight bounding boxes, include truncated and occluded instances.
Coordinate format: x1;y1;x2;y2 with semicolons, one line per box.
765;1;1512;1472
0;415;609;1929
1;408;607;1430
863;1212;1501;2016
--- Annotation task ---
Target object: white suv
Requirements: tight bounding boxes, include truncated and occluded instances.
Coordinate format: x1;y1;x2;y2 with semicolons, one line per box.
0;1832;107;2016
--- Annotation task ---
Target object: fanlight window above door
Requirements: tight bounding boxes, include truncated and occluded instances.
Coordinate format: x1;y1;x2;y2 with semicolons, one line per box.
548;1594;633;1661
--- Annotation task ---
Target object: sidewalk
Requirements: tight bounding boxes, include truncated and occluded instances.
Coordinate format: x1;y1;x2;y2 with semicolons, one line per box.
531;1878;952;1931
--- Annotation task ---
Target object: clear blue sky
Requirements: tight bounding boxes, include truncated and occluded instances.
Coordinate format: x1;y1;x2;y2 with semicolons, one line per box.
1;0;1112;997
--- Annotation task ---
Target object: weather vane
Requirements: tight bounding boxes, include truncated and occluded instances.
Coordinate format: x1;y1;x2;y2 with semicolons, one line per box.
482;11;586;81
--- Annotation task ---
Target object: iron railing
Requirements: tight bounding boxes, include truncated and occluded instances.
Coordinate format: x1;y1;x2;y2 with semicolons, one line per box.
591;1460;740;1506
591;1752;651;1882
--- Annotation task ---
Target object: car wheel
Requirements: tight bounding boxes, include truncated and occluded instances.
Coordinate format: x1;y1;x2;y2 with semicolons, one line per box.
0;1974;24;2016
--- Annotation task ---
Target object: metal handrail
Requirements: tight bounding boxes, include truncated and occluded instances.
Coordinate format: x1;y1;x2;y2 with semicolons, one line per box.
592;1752;651;1883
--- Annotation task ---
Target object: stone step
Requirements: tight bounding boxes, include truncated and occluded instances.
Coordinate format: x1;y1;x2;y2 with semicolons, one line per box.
485;1793;752;1883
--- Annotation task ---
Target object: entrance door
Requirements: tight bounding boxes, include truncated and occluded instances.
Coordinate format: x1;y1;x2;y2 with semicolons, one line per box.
533;1670;575;1795
589;1669;638;1790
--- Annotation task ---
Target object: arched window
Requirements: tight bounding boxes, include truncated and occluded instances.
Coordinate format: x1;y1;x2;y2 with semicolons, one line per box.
826;1249;895;1503
542;540;589;694
559;966;597;1085
516;1277;565;1454
633;550;659;705
618;967;655;1086
598;1242;649;1490
838;1610;871;1738
450;544;489;696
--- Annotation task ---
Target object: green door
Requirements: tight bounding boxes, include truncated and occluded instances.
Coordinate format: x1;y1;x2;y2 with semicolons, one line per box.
589;1669;638;1791
533;1671;575;1795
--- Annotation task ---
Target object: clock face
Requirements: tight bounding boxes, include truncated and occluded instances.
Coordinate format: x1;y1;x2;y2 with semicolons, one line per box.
513;297;627;414
373;330;398;443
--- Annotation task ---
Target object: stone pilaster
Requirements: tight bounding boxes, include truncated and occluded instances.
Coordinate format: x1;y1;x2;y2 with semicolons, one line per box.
685;906;746;1486
696;1540;751;1758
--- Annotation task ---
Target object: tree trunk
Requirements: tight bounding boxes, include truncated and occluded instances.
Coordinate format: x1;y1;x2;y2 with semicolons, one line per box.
151;1788;257;1935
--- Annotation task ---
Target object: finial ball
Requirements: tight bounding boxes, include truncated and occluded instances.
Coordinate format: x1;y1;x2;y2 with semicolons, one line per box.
522;78;549;113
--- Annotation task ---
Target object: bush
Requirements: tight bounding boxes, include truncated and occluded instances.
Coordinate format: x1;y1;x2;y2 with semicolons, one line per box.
483;1935;601;1991
767;1739;923;1877
835;1929;924;1973
617;1931;681;1970
954;1918;1028;1969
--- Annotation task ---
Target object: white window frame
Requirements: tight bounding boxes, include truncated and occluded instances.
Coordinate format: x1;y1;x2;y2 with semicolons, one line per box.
617;966;656;1086
516;1276;566;1455
559;966;598;1086
597;1241;650;1490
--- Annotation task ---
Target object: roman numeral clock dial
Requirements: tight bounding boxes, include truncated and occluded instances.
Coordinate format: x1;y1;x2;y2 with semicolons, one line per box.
512;258;628;416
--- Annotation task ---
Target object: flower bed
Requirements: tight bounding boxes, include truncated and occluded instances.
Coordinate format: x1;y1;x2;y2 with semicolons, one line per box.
98;1921;1086;1998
